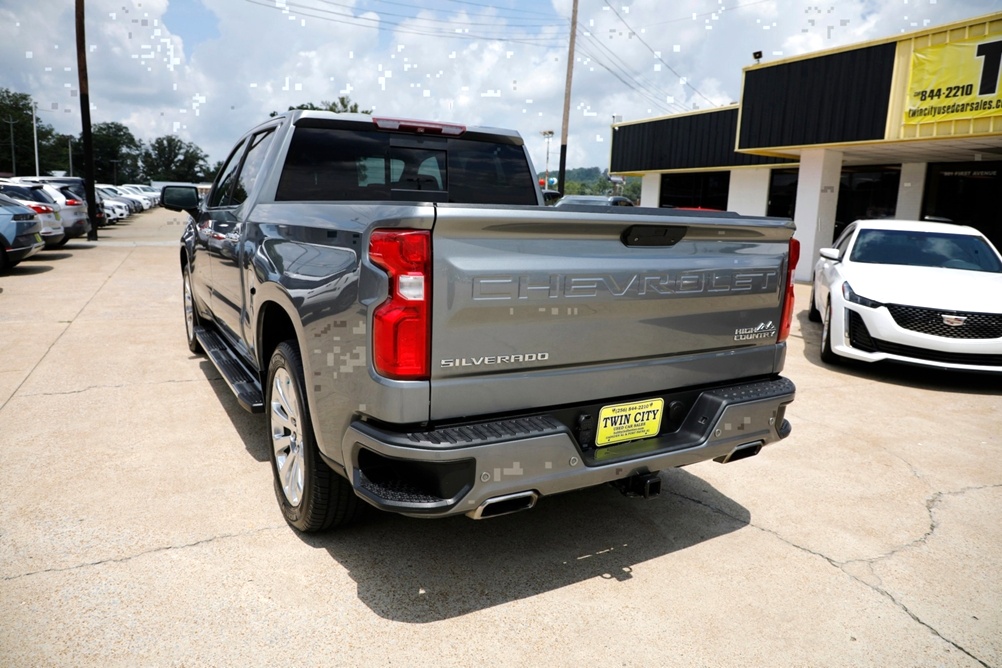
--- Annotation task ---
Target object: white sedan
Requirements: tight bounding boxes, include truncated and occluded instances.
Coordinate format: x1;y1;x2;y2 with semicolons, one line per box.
810;219;1002;373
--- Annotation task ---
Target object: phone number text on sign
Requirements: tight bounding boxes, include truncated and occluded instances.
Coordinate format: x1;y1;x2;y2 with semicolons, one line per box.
596;398;664;447
905;36;1002;125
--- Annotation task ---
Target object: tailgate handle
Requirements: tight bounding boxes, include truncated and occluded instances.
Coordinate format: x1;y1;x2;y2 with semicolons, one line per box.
621;225;687;247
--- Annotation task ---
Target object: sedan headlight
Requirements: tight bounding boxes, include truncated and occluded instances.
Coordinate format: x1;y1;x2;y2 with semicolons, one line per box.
842;281;882;308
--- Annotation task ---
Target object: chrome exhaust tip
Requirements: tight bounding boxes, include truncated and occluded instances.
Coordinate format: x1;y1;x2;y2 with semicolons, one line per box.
467;490;539;520
714;440;764;464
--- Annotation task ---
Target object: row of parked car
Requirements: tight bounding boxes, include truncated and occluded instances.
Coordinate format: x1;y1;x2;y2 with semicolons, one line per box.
0;177;161;272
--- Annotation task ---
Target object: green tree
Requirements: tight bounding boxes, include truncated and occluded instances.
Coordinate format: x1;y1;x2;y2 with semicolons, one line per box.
202;159;224;183
142;135;209;182
269;95;371;117
0;87;64;177
74;122;142;184
622;177;641;202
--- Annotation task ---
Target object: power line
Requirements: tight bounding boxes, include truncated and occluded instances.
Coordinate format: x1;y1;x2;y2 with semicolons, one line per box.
601;0;716;106
643;0;773;28
439;0;560;20
575;42;678;115
252;0;566;32
576;30;689;115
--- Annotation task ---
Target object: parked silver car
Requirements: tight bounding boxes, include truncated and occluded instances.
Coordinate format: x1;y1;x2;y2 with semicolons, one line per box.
0;181;66;247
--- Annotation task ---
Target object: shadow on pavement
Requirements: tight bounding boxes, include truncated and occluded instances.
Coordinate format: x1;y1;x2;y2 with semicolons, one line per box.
796;310;1001;395
4;263;54;275
296;469;749;623
198;359;270;462
27;252;72;262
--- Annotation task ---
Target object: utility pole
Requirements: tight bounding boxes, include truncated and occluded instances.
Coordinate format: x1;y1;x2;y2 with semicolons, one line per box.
2;117;14;176
557;0;579;195
110;159;119;185
76;0;98;240
68;137;73;176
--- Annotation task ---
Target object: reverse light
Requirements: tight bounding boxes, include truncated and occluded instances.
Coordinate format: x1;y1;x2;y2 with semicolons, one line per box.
842;282;882;308
778;237;800;342
369;229;431;380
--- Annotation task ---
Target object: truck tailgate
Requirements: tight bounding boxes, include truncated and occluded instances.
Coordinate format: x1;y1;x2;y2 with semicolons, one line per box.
429;206;794;420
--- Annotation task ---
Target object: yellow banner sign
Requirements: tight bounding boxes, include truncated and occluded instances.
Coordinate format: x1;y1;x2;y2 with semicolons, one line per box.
905;34;1002;124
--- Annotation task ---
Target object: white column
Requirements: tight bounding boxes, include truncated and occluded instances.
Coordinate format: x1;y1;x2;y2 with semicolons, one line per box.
726;168;771;216
640;173;661;208
792;148;843;282
895;163;927;221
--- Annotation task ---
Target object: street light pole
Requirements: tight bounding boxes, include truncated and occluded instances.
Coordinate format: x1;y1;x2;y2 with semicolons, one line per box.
109;159;119;185
540;130;553;188
32;102;40;176
68;137;73;176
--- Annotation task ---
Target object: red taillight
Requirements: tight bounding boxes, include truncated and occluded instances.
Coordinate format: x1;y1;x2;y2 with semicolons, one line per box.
372;117;466;136
64;198;82;206
369;229;431;380
29;204;53;214
778;237;800;342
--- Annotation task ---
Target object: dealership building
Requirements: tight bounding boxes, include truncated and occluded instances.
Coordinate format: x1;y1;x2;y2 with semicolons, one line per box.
610;12;1002;281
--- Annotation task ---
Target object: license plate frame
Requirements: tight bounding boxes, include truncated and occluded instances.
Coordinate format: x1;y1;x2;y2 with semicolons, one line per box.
595;398;664;447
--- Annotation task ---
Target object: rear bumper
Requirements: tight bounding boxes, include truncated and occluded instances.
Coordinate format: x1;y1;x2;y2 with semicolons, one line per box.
5;234;46;263
63;219;90;238
42;230;66;247
336;376;795;518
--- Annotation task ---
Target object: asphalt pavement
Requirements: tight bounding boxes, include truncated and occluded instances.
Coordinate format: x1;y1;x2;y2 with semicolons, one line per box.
1;207;999;667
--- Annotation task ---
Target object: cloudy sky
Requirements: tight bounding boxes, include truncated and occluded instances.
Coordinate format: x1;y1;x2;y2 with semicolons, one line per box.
1;0;999;173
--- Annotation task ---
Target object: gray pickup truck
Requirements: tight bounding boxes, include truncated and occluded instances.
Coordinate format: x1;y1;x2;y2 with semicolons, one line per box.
163;111;798;533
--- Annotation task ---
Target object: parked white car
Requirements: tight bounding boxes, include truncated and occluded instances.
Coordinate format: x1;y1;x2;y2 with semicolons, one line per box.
102;198;129;223
810;219;1002;373
97;184;150;211
122;183;161;206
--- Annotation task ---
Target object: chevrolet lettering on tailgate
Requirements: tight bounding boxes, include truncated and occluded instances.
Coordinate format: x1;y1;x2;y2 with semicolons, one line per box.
472;269;780;300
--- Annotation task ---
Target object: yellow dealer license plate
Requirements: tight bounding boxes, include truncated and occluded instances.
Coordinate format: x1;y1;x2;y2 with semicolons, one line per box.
596;398;664;447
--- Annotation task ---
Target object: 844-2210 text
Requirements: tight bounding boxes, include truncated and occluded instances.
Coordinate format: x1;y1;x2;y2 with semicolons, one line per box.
916;84;974;101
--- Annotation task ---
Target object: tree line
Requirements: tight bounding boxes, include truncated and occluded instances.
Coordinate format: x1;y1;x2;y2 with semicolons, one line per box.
3;87;634;193
0;88;218;184
542;166;641;201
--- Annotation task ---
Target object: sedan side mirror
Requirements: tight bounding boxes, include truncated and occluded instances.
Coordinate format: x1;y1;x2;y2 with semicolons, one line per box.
818;248;840;261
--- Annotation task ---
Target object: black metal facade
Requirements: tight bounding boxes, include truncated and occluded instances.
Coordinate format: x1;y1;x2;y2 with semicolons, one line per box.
610;107;792;173
738;43;897;150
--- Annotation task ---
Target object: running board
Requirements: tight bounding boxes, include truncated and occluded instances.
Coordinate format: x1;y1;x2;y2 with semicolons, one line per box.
195;326;265;413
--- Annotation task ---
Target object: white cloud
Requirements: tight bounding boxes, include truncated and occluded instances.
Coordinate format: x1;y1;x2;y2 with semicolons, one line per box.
0;0;997;173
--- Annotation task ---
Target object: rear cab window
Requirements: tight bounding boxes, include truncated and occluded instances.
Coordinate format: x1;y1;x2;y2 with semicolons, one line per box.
275;122;537;205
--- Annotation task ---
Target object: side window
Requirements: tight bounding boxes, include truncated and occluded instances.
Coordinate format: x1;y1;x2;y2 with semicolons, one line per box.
209;139;247;208
231;130;276;207
835;228;854;258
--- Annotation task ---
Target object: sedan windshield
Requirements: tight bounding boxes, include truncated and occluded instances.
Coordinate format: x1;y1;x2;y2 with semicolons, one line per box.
849;229;1002;273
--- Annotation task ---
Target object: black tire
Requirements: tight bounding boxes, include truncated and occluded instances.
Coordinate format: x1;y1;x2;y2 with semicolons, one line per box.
182;264;203;354
808;280;822;323
267;340;361;532
0;248;10;274
820;298;840;365
55;236;70;248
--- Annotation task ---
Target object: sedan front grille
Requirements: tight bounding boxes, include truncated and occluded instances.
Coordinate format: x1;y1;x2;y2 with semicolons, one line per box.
846;311;877;352
886;304;1002;340
868;339;1002;366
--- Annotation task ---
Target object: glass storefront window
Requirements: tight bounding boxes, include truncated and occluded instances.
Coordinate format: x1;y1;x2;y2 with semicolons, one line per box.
659;172;730;210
